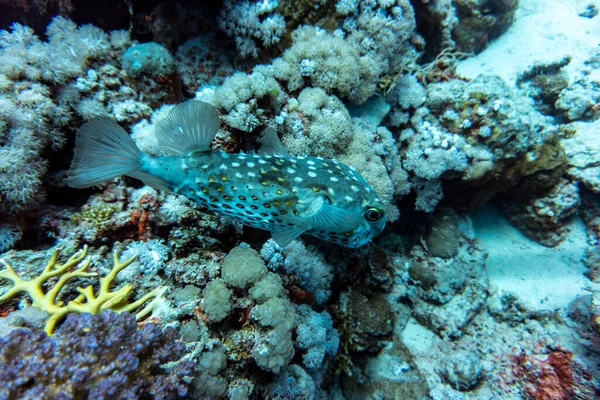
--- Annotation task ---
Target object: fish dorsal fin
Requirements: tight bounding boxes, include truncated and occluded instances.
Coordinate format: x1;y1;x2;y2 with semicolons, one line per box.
270;225;309;248
308;198;362;233
259;127;288;156
155;100;220;156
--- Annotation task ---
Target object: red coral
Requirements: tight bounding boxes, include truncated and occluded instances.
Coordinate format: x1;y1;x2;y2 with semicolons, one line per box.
238;306;251;326
287;284;314;305
129;208;151;240
0;306;15;318
512;350;575;400
211;130;241;153
193;304;211;324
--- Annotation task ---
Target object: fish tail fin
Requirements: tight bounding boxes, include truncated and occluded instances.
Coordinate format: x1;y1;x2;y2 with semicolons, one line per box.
66;118;142;188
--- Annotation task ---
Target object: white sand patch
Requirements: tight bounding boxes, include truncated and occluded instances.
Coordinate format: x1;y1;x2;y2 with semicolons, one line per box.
457;0;600;85
472;205;594;311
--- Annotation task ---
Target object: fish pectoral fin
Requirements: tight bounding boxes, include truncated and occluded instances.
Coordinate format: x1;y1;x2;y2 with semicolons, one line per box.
308;201;362;233
270;225;309;248
127;171;172;192
154;100;220;156
259;127;288;156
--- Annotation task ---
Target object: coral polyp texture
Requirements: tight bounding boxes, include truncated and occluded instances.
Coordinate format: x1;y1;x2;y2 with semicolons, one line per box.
0;0;600;398
0;310;193;399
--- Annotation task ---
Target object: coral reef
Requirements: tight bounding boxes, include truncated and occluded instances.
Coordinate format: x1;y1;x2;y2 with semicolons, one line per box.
0;245;165;334
411;0;518;57
218;0;286;58
404;229;488;339
500;179;580;247
0;310;193;399
1;0;600;398
561;120;600;193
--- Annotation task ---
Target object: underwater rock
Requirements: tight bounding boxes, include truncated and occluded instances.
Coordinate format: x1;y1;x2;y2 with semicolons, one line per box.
500;178;580;247
410;0;518;58
437;350;484;391
121;42;182;107
401;75;567;211
452;0;519;53
581;191;600;246
424;207;461;258
407;240;488;338
566;294;593;326
336;289;394;353
555;54;600;122
562;120;600;193
175;35;236;96
122;42;175;78
583;245;600;283
517;57;571;116
0;307;47;338
487;291;531;327
368;246;393;290
340;341;429;399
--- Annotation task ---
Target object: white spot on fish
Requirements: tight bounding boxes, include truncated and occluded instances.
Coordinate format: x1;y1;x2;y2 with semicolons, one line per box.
238;155;247;160
220;164;228;170
247;162;256;168
201;164;209;170
321;162;329;167
327;188;335;195
344;196;353;202
297;156;305;160
235;172;243;178
287;168;296;174
330;176;339;182
294;176;303;183
258;159;267;164
248;172;257;178
327;169;333;174
308;166;316;171
316;156;324;160
308;171;317;178
307;160;315;165
231;162;241;167
351;185;359;192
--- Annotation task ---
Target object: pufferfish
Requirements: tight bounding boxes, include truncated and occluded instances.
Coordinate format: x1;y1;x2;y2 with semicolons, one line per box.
66;100;386;247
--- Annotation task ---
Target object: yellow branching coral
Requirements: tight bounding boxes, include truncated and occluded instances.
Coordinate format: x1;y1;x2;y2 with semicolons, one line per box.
0;245;166;334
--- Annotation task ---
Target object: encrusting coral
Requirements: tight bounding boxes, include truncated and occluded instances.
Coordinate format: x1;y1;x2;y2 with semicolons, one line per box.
0;245;166;334
0;310;194;399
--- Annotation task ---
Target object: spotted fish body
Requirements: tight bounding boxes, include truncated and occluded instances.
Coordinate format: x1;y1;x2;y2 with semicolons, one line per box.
67;101;386;248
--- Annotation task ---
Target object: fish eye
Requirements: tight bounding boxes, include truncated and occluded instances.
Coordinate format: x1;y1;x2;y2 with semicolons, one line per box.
365;207;384;222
